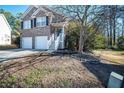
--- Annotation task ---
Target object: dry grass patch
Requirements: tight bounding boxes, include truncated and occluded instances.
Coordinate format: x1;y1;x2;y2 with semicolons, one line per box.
93;50;124;64
0;54;103;88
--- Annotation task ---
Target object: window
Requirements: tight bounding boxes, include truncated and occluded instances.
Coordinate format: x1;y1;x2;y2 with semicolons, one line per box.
36;17;46;27
23;20;31;29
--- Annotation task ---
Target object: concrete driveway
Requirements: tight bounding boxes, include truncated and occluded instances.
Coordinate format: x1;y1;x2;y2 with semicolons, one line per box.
0;49;43;62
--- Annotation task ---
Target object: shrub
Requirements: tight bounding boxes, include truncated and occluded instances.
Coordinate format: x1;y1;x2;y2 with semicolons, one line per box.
12;36;20;47
94;34;106;49
117;36;124;50
84;34;106;51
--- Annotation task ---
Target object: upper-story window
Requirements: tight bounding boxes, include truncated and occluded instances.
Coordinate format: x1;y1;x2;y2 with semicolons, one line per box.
23;20;31;29
36;17;46;27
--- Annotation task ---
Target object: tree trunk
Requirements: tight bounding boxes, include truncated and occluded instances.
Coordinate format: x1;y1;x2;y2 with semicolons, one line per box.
79;29;84;52
122;19;124;36
106;20;110;47
79;24;86;52
113;6;117;46
109;17;113;48
78;25;86;61
113;17;116;46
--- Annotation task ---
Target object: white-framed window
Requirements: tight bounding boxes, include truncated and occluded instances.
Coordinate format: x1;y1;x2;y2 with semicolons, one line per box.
36;17;46;27
23;20;31;29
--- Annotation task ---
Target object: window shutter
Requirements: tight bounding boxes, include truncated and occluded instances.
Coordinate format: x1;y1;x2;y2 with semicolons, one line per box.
34;18;36;27
46;16;49;26
21;21;23;29
31;20;33;28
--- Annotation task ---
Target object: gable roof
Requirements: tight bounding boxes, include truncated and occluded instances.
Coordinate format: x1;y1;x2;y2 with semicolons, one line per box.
42;6;65;17
21;5;37;19
22;5;65;19
31;6;54;18
42;6;70;22
0;14;12;31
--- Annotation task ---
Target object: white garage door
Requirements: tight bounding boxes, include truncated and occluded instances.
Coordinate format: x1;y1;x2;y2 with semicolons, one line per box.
35;36;48;49
22;37;32;49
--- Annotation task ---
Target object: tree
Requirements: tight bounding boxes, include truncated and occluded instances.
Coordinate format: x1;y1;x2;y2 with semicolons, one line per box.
117;36;124;49
94;34;106;49
0;9;16;30
95;6;123;48
65;21;80;51
53;5;104;52
0;9;22;46
14;13;23;36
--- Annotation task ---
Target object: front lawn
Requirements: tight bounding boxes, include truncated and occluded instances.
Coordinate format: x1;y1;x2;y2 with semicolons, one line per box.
0;53;102;88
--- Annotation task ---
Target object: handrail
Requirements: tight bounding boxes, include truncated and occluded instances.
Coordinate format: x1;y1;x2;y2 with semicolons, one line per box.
48;34;61;50
55;35;60;50
48;37;52;47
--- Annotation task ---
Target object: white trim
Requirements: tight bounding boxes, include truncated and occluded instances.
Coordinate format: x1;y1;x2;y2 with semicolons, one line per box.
0;14;12;31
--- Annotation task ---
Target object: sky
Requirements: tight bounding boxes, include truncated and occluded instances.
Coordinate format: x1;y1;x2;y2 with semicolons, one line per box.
0;5;29;15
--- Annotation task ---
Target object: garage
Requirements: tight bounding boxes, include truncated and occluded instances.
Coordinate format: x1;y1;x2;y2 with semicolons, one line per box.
35;36;48;50
22;37;32;49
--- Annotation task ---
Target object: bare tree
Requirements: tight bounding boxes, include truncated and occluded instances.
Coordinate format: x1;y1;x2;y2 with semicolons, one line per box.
53;5;104;52
52;5;124;51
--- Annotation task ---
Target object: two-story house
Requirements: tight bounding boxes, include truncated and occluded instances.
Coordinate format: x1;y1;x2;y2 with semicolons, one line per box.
0;14;11;45
21;5;68;50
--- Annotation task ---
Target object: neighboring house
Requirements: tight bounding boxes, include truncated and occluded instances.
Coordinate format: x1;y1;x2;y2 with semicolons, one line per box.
0;14;11;45
21;5;68;50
